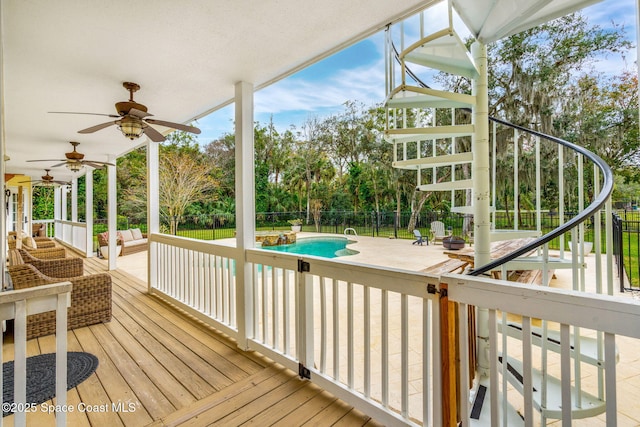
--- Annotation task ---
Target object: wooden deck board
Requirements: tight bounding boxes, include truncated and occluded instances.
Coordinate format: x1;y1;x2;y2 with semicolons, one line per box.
1;255;380;426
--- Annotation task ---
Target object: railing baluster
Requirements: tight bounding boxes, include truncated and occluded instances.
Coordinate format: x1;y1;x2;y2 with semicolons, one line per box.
348;282;354;389
272;265;279;350
333;278;340;381
283;268;291;356
320;277;327;373
605;332;617;426
561;323;572;425
522;316;533;427
458;301;469;426
401;293;408;417
382;289;389;408
364;286;371;398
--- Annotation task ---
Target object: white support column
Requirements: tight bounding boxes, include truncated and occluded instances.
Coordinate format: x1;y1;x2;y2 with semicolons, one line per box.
61;186;67;223
107;157;117;270
0;0;5;285
54;186;61;238
235;81;256;350
147;141;160;289
71;177;78;222
472;41;491;268
85;170;94;258
25;186;32;236
472;41;491;377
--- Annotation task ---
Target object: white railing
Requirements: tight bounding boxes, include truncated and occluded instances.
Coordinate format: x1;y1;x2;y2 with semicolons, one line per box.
148;234;241;341
0;282;72;427
443;273;640;426
245;249;442;426
148;233;441;426
147;231;639;425
56;220;87;253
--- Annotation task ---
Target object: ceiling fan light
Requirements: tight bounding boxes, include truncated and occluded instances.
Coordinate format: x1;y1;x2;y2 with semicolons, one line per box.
67;162;83;173
119;116;143;140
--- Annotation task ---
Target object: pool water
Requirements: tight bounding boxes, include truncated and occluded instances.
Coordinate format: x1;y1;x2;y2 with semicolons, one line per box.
261;237;358;259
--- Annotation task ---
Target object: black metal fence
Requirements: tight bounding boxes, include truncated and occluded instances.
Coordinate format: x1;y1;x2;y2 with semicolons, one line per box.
94;209;640;291
161;210;595;244
612;212;640;292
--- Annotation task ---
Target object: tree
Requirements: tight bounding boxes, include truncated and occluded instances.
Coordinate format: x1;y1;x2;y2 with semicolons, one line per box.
155;133;217;233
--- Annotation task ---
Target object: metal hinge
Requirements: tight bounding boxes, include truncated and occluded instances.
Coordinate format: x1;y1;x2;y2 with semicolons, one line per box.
427;284;447;297
298;259;310;273
298;363;311;379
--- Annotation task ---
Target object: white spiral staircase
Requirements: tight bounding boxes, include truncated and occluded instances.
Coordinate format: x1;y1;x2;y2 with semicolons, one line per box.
384;2;617;424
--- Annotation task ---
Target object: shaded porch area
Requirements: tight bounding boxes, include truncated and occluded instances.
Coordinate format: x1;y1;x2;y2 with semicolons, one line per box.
2;256;381;426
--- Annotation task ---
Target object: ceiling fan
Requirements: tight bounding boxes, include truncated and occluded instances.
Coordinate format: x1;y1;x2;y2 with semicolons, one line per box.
27;141;115;172
19;169;70;186
50;82;201;142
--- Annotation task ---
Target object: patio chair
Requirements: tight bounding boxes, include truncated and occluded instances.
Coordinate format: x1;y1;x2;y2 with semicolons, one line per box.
412;229;427;245
7;264;112;340
8;245;67;259
13;249;84;278
430;221;446;245
8;233;56;250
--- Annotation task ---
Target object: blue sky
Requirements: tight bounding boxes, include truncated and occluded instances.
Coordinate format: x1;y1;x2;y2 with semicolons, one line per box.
196;0;638;143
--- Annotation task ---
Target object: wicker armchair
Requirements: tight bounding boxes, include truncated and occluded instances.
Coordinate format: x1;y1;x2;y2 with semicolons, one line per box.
8;245;66;259
8;231;57;248
8;238;57;250
13;249;84;278
7;264;112;340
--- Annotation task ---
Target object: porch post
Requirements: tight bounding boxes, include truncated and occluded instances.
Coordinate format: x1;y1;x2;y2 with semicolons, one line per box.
60;186;67;222
71;177;78;222
85;170;94;258
472;41;491;377
54;186;61;238
0;0;5;284
25;185;32;237
107;157;117;270
147;140;160;289
234;80;255;349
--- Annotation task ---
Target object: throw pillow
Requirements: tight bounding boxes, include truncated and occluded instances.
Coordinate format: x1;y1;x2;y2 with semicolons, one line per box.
131;228;144;240
22;236;37;249
119;229;134;242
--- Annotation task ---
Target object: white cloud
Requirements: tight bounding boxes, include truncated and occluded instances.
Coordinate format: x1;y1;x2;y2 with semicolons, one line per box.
197;0;638;143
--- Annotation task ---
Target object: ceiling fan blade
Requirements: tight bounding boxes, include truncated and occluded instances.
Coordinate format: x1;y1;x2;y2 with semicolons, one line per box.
49;111;120;118
142;124;166;142
78;121;118;134
129;108;152;119
82;162;105;169
84;160;115;166
50;162;69;168
52;180;71;185
83;160;114;168
145;119;201;134
26;159;65;162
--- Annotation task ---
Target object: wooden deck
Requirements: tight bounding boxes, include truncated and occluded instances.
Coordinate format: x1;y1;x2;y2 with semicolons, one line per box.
2;256;382;427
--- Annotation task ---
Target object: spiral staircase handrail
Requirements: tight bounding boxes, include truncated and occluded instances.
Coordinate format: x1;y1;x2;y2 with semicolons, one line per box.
389;40;614;276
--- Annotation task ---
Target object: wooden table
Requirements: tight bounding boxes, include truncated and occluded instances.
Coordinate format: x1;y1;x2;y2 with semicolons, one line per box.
443;237;537;268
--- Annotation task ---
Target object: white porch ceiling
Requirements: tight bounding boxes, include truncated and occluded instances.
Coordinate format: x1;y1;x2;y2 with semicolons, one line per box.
2;0;602;183
2;0;435;182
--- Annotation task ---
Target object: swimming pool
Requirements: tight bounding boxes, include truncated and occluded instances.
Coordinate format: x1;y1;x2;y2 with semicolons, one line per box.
260;236;358;259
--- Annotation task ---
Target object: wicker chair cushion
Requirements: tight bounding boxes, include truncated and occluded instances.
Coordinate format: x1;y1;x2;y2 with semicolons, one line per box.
22;236;37;249
16;249;83;278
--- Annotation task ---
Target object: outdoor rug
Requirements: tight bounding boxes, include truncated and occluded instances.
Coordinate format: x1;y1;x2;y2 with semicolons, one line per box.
2;352;98;416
